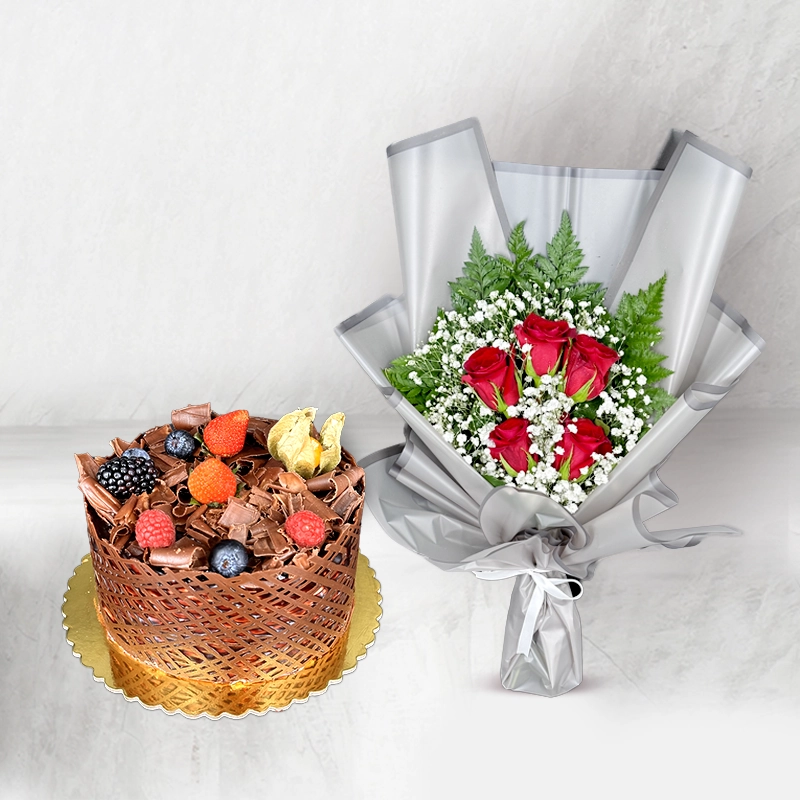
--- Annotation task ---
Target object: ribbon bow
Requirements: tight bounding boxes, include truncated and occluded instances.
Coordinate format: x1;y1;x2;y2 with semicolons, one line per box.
475;568;584;656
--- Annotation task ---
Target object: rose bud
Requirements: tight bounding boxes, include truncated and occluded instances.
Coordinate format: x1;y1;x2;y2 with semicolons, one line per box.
489;418;536;476
514;314;575;379
553;417;612;480
563;334;620;402
462;346;521;412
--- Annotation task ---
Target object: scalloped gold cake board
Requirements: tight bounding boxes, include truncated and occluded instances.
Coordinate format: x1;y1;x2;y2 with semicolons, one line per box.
63;553;381;719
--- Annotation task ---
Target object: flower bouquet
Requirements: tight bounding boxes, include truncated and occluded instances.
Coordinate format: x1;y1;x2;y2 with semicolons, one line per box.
337;119;764;696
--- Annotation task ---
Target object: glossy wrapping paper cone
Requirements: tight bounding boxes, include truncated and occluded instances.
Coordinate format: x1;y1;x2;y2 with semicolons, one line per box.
337;119;764;697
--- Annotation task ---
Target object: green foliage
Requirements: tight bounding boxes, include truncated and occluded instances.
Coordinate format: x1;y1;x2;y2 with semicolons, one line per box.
533;212;604;305
610;274;676;421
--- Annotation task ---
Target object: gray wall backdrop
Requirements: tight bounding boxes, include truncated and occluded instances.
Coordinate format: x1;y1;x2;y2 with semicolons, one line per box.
1;0;797;425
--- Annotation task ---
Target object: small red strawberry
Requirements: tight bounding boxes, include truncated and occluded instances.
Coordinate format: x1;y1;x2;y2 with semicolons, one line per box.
203;410;249;457
285;510;327;548
188;458;238;504
135;509;176;549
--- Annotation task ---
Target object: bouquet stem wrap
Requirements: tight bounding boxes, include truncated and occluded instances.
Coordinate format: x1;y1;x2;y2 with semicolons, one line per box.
339;119;765;697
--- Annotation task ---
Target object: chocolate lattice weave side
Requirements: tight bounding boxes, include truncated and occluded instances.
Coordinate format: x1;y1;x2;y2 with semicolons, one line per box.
87;501;361;684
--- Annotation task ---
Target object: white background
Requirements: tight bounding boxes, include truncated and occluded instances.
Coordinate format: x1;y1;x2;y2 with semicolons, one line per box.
1;0;798;424
1;3;799;799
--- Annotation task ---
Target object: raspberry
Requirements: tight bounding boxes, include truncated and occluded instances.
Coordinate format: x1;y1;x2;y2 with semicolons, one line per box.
135;509;176;549
187;458;238;504
285;510;326;548
203;410;249;457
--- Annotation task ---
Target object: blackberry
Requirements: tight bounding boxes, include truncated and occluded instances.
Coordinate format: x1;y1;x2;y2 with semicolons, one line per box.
122;447;150;461
209;540;250;577
96;456;158;500
164;429;197;460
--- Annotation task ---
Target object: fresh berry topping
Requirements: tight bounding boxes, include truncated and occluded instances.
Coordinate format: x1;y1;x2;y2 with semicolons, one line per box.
285;510;327;548
96;456;158;500
209;540;250;577
135;509;176;549
187;458;238;504
122;447;150;461
203;410;249;457
164;429;197;460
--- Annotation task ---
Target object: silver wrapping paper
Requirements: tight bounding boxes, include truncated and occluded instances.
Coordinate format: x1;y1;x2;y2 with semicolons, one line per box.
338;119;764;697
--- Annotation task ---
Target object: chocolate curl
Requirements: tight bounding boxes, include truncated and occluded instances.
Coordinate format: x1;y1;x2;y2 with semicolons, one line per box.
78;477;121;522
277;472;306;493
247;417;274;449
342;464;365;488
149;483;178;506
276;491;304;519
293;552;312;570
331;487;362;522
228;524;248;544
141;425;172;448
114;495;138;527
253;525;294;558
161;463;189;488
149;451;182;473
110;437;133;457
301;491;342;522
246;487;274;513
74;453;99;482
149;537;207;570
255;465;286;490
218;498;260;529
171;403;212;431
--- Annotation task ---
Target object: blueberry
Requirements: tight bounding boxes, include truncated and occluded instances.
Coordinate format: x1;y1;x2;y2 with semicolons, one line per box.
122;447;150;461
209;540;250;578
164;429;197;460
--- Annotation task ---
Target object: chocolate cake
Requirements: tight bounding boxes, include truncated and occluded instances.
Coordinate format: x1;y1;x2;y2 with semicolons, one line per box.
75;404;364;685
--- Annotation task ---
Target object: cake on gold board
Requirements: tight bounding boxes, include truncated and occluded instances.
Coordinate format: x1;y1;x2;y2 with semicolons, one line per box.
74;403;366;689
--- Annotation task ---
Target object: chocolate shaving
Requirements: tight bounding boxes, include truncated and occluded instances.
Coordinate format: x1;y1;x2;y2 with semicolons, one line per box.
74;454;99;482
248;417;274;449
255;465;285;490
305;471;335;493
142;425;171;448
277;472;306;493
189;517;217;539
171;403;211;431
327;474;352;501
253;527;294;558
301;491;342;522
78;477;121;522
331;487;362;522
292;552;312;570
114;495;138;527
110;438;133;457
149;451;181;473
149;483;177;506
160;463;189;488
227;524;248;544
343;464;365;488
149;537;207;569
218;498;260;529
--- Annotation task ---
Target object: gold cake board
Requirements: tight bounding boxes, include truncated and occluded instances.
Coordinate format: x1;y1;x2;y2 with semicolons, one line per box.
63;553;381;719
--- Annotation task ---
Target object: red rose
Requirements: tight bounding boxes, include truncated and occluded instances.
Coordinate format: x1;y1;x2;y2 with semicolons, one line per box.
462;347;520;411
553;417;612;480
514;314;575;377
563;334;619;401
489;418;535;475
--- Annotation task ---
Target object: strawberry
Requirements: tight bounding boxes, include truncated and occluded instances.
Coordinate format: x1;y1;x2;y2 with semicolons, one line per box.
188;458;238;504
203;410;249;457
